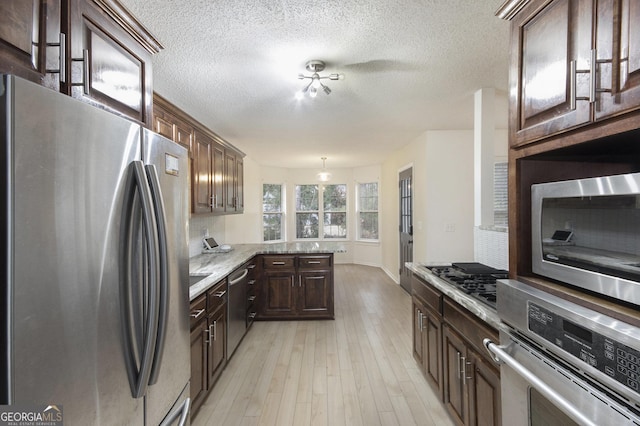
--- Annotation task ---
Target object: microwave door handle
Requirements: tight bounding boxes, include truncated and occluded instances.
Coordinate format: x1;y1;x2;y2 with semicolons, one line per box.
145;164;169;386
483;339;598;426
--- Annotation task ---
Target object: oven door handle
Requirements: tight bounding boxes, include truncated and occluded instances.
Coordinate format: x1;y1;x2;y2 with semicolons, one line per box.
483;338;598;426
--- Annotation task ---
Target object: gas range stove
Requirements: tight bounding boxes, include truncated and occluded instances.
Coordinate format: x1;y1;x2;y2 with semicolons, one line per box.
426;262;508;310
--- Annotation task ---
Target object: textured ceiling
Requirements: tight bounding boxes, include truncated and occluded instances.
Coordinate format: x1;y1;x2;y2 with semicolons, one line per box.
120;0;511;168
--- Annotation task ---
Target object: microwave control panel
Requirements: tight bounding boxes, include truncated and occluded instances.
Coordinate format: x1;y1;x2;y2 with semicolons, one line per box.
528;302;640;396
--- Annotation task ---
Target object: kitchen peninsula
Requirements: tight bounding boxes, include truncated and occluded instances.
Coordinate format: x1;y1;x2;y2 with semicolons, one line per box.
188;242;346;414
189;242;346;300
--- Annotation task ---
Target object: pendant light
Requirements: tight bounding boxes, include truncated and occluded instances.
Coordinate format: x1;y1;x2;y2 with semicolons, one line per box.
316;157;332;182
296;60;342;99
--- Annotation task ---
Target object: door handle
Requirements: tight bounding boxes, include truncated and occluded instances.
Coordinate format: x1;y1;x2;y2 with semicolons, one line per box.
145;164;169;386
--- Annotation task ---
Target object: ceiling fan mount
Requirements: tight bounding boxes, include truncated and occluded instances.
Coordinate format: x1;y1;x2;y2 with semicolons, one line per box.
305;60;326;73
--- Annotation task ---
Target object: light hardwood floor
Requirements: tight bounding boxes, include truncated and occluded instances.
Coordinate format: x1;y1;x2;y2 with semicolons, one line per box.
192;264;454;426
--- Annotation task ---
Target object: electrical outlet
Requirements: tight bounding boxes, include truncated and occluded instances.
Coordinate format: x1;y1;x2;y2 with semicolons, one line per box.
445;223;456;232
201;228;209;237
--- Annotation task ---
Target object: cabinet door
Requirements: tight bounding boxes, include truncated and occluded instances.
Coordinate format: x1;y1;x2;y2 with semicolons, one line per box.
412;301;426;368
467;348;501;426
224;150;238;212
0;1;41;76
443;325;467;426
153;114;174;140
190;319;207;412
297;270;332;317
67;0;160;124
262;271;296;317
511;0;593;146
212;143;225;213
235;156;244;213
594;0;640;120
192;130;213;214
208;306;226;386
424;309;443;400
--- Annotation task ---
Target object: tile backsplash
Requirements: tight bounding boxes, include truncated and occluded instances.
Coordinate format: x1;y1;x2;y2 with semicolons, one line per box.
475;226;509;271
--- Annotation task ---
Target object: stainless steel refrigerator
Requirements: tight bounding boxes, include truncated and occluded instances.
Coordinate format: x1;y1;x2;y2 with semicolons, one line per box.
1;74;191;425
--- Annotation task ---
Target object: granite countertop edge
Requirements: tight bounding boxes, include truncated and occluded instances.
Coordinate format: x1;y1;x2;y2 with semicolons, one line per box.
405;262;509;333
189;242;347;301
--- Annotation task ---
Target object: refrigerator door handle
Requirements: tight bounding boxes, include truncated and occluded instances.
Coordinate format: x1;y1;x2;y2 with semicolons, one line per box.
120;161;161;399
145;164;170;386
159;397;191;426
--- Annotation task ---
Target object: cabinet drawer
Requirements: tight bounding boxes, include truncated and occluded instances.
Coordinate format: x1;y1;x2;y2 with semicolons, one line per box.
207;279;228;313
263;256;295;269
443;298;498;361
190;295;207;329
298;255;332;269
411;275;443;315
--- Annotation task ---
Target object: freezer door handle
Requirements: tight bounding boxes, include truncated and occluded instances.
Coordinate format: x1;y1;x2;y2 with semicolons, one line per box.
159;397;191;426
120;161;161;399
145;164;170;386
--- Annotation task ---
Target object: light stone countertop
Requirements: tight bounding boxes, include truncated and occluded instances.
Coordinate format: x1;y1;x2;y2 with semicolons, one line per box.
189;242;347;301
406;262;509;333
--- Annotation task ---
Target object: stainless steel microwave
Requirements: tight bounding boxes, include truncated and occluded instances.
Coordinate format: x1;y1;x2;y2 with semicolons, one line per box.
532;172;640;306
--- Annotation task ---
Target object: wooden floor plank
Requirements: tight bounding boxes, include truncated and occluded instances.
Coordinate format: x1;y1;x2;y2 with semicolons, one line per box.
193;264;455;426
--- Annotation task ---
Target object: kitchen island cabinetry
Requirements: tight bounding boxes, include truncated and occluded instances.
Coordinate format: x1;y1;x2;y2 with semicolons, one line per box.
190;278;227;415
507;0;640;148
411;274;500;426
0;0;161;125
259;254;334;320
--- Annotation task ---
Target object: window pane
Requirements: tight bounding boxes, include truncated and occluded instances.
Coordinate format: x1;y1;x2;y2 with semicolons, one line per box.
494;162;508;228
324;212;347;238
323;184;347;211
296;185;318;211
263;184;282;212
359;212;379;239
358;182;378;211
296;213;319;238
263;213;282;241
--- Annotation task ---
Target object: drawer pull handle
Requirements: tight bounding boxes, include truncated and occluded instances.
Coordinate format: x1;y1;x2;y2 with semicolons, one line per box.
214;290;227;298
248;280;256;285
248;295;256;302
307;261;321;264
248;312;256;319
190;308;205;319
272;261;286;265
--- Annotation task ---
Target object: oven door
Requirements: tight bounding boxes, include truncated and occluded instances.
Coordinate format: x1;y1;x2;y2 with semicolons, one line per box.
485;331;640;426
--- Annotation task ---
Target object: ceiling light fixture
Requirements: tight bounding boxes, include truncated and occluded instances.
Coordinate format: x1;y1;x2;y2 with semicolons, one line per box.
316;157;332;182
297;60;342;99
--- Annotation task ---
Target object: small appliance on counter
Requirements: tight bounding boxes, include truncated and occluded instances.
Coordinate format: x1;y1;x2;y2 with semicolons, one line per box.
202;236;233;254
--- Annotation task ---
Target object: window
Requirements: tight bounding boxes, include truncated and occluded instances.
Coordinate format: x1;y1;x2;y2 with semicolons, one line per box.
494;162;508;228
295;184;347;239
263;183;284;241
323;184;347;238
295;184;319;238
357;182;379;240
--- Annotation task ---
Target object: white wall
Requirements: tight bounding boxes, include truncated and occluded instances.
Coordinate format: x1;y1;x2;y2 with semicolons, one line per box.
191;160;382;265
381;130;476;283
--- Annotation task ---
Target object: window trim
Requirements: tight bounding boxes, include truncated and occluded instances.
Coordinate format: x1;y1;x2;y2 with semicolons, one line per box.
356;181;379;242
294;183;348;241
262;182;285;243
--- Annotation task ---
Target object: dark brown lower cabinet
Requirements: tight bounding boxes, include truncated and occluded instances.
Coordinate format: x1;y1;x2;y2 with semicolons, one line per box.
190;279;228;415
258;254;334;320
412;274;501;426
189;295;207;411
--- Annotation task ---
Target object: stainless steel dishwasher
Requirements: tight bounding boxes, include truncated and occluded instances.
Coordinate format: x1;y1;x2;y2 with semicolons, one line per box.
227;265;248;359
